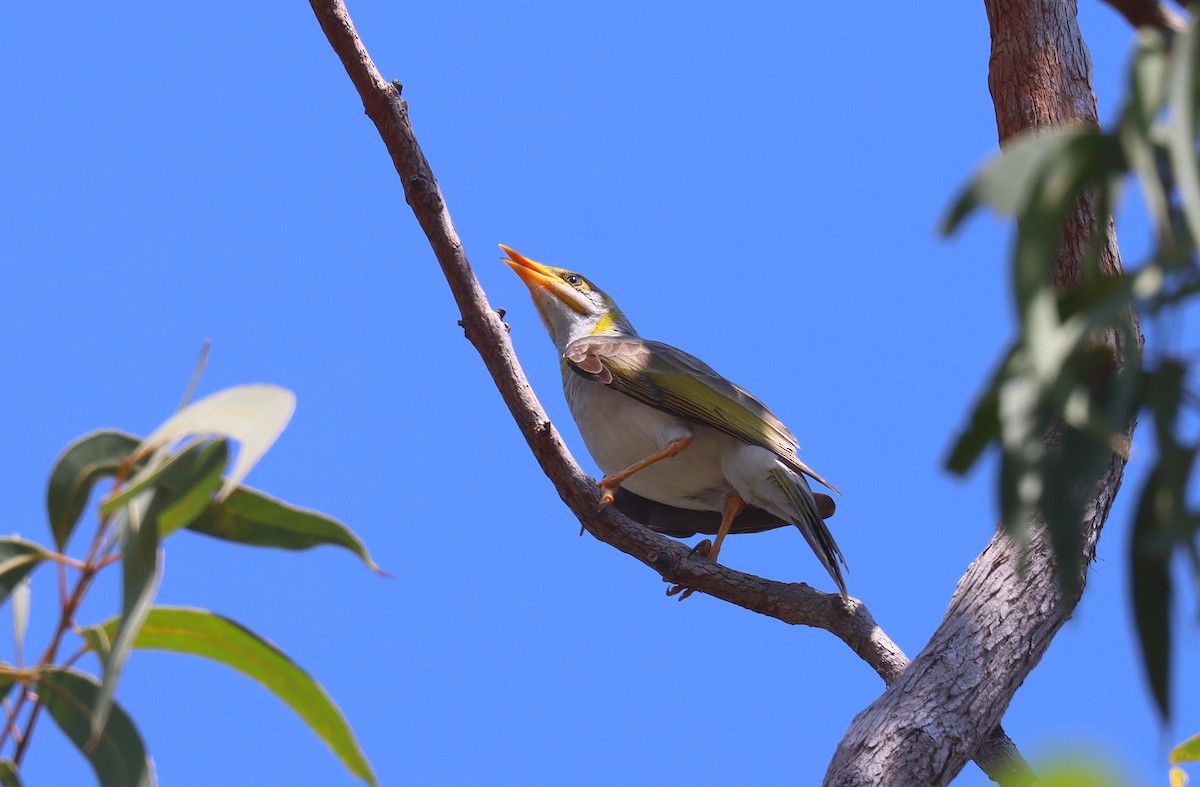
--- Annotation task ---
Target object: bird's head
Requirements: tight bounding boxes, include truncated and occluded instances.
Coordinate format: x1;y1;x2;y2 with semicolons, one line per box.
501;245;635;350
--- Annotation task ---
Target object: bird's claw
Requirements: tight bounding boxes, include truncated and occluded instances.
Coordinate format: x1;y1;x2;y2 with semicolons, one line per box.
595;477;620;510
664;539;716;600
666;583;696;600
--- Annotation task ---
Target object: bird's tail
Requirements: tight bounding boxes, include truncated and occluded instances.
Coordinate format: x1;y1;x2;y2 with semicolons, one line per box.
770;467;848;596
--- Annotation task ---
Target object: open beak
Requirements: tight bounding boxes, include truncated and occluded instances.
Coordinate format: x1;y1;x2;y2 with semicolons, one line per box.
500;244;587;314
500;245;557;290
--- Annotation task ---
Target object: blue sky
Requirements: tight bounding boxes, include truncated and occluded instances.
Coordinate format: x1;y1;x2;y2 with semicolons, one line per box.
2;2;1197;785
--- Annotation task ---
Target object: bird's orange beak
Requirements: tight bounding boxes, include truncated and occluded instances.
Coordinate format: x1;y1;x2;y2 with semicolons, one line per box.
500;244;588;315
500;244;557;291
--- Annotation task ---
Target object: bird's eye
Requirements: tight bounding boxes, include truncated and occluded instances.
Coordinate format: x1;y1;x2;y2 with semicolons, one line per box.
564;273;582;286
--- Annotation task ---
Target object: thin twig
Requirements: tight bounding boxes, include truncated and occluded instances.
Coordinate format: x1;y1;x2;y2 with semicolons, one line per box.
306;1;1032;782
9;461;132;765
41;552;87;571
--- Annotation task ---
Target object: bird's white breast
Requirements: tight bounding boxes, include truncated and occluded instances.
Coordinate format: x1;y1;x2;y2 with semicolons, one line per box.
563;371;734;511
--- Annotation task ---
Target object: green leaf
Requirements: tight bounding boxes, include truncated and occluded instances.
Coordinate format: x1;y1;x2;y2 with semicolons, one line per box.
100;439;224;520
1131;465;1173;721
46;430;141;551
942;127;1083;234
0;759;21;787
150;440;229;537
1031;757;1127;787
38;668;154;787
0;538;49;607
1147;360;1186;449
1171;732;1200;764
91;606;376;786
1121;30;1172;244
0;663;18;706
944;345;1016;475
81;627;112;664
1012;132;1121;347
101;440;231;537
136;384;295;501
187;486;381;572
92;502;162;740
1042;424;1105;600
1166;20;1200;249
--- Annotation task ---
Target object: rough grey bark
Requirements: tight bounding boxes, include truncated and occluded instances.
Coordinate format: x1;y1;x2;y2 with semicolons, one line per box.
823;1;1135;784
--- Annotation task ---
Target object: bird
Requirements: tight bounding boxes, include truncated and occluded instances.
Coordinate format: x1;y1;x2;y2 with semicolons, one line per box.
501;244;847;596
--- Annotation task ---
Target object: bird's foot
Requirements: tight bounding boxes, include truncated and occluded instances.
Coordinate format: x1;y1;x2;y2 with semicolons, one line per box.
595;476;621;510
664;540;716;600
689;538;725;564
665;582;696;601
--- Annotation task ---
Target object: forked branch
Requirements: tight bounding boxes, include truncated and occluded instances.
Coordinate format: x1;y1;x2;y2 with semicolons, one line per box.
308;1;1031;782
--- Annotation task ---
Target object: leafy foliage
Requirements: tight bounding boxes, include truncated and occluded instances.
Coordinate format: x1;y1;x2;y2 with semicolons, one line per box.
0;383;379;785
84;607;376;785
1171;731;1200;786
0;540;49;607
37;669;153;787
188;485;381;570
944;25;1200;720
45;431;141;552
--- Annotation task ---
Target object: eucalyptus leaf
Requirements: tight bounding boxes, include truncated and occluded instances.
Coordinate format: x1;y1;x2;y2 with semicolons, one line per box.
942;127;1083;233
46;430;141;551
1041;425;1103;599
945;345;1017;475
1171;732;1200;764
1131;466;1173;721
80;626;113;664
188;486;380;571
152;440;228;536
99;439;218;519
1121;30;1172;242
38;668;154;787
0;663;17;706
92;502;162;740
1147;360;1186;449
92;606;377;786
1166;20;1200;248
137;384;295;501
0;759;20;787
0;538;50;608
100;440;231;536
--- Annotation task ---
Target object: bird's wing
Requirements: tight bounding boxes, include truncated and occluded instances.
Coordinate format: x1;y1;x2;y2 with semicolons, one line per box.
564;336;838;493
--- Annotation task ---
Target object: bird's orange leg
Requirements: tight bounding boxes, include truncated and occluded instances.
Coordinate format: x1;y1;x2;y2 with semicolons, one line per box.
669;493;746;600
700;494;746;564
595;436;693;510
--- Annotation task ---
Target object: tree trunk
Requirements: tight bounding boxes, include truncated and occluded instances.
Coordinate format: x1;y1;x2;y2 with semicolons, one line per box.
824;1;1132;784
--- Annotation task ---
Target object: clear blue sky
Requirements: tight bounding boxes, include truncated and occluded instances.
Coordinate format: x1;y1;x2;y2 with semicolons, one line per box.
2;3;1196;785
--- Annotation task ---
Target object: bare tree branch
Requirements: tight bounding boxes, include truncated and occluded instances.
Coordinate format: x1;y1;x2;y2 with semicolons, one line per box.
308;0;1031;782
1100;0;1187;30
825;0;1138;783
